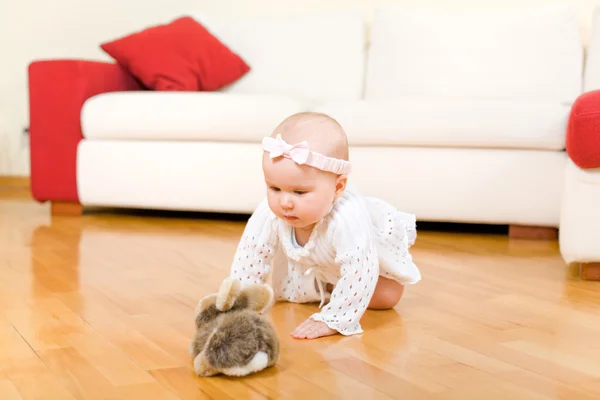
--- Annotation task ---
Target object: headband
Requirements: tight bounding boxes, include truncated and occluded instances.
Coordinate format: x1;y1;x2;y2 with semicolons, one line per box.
262;134;352;175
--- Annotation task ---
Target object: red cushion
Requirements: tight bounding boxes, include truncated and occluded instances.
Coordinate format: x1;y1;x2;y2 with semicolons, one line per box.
566;90;600;169
100;16;250;91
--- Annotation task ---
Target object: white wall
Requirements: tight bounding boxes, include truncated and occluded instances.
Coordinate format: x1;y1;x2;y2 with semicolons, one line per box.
0;0;599;176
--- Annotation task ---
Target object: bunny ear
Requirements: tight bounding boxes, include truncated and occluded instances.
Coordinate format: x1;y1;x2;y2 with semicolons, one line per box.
196;294;218;314
241;284;275;314
216;278;241;311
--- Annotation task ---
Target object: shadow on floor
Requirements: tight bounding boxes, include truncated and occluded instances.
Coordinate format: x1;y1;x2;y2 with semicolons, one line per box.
83;207;510;236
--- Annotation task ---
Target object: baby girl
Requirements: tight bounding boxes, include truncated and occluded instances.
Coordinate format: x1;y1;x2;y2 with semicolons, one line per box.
228;112;421;340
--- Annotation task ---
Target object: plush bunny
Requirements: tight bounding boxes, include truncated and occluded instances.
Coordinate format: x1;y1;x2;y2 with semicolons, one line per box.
190;277;280;377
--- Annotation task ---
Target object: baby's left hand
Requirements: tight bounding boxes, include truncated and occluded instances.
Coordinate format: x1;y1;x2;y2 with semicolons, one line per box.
291;318;337;339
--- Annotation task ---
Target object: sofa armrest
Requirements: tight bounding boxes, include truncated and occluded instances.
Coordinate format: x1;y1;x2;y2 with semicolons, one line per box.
28;59;143;204
566;90;600;169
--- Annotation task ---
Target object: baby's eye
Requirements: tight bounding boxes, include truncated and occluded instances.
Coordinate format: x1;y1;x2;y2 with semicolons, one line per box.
269;186;280;192
294;191;306;195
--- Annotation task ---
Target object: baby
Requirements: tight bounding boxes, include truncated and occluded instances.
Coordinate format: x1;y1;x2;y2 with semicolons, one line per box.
228;112;421;340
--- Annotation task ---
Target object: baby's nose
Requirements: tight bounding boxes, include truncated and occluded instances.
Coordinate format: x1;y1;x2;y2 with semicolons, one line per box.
281;196;293;209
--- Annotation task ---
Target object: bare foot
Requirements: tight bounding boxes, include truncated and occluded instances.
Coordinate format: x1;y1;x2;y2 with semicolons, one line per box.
291;318;337;339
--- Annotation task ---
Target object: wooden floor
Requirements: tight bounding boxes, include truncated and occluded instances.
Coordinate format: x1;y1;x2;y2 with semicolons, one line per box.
1;186;600;399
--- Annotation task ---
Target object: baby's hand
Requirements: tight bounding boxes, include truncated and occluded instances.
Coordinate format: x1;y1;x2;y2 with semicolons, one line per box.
291;318;337;339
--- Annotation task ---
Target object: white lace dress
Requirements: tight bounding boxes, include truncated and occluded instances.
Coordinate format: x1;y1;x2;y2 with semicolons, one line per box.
228;184;421;336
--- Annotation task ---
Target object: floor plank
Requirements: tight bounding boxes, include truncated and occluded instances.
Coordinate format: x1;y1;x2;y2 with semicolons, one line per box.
1;188;599;399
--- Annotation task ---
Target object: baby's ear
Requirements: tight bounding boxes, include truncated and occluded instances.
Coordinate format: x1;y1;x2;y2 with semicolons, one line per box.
334;174;347;200
242;284;275;313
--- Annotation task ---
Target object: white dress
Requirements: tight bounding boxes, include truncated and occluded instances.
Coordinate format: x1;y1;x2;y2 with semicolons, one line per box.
228;184;421;335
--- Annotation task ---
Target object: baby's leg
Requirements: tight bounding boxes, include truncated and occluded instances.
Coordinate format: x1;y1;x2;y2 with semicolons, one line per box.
368;276;404;310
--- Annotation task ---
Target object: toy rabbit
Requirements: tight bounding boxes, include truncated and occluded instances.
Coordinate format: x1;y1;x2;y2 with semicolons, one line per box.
190;277;280;377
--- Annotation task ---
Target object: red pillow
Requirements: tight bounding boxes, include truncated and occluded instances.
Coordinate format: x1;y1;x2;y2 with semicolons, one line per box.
100;16;250;91
566;90;600;169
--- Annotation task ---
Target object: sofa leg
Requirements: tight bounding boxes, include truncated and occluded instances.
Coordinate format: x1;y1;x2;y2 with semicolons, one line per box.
508;224;558;240
581;263;600;280
51;201;83;216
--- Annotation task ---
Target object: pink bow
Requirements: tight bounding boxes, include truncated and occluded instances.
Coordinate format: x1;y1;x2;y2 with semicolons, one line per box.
263;134;310;164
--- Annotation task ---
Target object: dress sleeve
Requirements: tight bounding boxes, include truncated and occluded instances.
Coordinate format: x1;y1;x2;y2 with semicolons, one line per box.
229;198;279;286
309;207;380;336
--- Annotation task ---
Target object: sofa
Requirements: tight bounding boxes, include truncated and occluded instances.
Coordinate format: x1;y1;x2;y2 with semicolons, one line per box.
559;5;600;280
28;4;586;241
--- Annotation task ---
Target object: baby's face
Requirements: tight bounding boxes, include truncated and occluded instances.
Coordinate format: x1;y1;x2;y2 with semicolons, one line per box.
262;155;342;231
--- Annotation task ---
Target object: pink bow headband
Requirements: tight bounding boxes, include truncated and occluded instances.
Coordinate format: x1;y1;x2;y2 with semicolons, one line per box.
262;134;352;175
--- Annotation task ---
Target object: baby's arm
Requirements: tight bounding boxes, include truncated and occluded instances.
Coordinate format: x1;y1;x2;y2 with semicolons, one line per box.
309;214;380;336
229;199;279;286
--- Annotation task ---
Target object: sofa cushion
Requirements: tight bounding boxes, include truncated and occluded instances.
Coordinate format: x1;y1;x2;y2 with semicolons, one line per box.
100;16;250;91
81;92;304;141
314;99;570;150
365;4;583;103
187;10;366;105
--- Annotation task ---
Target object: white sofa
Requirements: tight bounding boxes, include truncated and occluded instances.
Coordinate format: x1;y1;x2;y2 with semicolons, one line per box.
559;6;600;277
29;4;585;236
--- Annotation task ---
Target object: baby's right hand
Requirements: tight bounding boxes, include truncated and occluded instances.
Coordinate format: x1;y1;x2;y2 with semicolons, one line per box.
291;318;337;340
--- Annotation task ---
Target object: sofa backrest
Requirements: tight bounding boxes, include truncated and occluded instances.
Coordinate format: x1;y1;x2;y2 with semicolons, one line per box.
364;3;583;104
190;10;366;106
584;5;600;92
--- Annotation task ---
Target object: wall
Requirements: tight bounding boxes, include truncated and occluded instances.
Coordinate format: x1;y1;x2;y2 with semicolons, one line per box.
0;0;598;176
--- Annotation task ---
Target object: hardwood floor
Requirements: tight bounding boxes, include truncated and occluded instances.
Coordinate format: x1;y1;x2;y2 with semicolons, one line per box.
1;187;599;399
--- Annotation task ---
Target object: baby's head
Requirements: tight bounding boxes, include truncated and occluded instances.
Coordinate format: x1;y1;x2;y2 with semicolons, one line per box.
261;112;350;231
